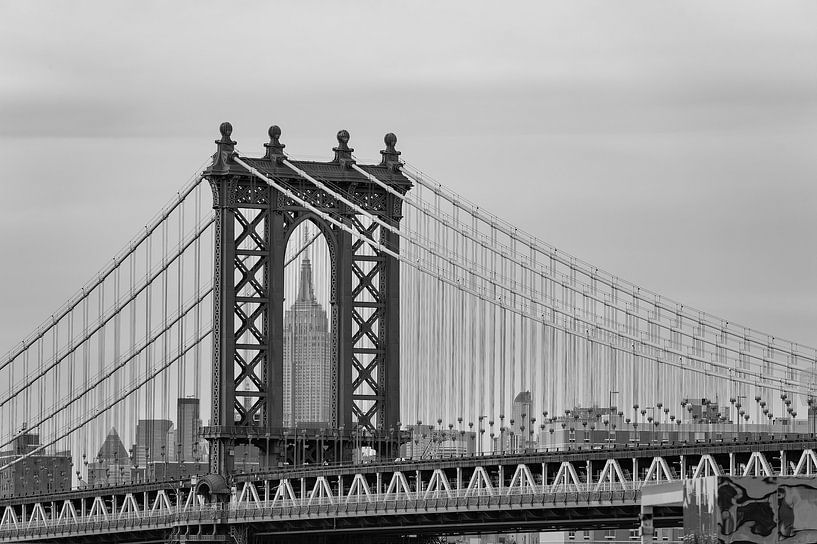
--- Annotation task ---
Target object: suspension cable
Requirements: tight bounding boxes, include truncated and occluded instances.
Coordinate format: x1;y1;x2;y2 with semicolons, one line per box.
0;326;212;472
354;163;815;378
0;216;214;410
0;172;208;371
235;157;810;396
401;161;815;361
0;288;213;453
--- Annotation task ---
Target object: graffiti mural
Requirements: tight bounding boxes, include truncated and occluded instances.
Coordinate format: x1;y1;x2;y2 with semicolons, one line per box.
683;476;817;543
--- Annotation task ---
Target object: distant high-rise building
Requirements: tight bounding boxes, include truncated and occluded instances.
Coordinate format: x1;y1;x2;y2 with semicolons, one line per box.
686;398;729;424
133;419;173;469
510;391;533;450
176;398;201;462
283;237;331;427
0;432;71;498
401;424;476;460
87;427;131;486
166;428;177;462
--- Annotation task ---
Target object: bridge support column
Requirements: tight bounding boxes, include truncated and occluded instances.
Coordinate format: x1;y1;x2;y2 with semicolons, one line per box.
639;504;654;544
202;124;410;476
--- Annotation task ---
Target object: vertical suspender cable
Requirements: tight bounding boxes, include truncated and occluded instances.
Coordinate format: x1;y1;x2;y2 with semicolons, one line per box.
145;234;153;451
114;264;122;451
130;246;138;463
98;274;106;449
82;295;89;465
162;213;169;461
194;185;203;406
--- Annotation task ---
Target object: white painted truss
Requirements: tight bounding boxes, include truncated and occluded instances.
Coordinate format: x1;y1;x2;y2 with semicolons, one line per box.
793;449;817;476
643;457;673;484
507;464;538;494
692;454;722;478
594;459;629;491
464;466;495;497
742;451;774;477
0;446;814;541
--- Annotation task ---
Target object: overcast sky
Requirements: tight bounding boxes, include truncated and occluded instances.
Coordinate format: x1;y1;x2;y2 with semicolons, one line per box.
1;1;815;352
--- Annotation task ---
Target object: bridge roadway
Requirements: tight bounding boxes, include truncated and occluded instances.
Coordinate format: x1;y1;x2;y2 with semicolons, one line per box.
2;438;816;543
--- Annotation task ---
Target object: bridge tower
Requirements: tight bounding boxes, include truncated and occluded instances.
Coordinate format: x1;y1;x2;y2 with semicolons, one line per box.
203;123;410;475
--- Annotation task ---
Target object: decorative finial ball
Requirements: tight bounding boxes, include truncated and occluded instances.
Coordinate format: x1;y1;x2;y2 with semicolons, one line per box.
269;125;281;139
384;132;397;147
337;129;350;145
219;122;233;139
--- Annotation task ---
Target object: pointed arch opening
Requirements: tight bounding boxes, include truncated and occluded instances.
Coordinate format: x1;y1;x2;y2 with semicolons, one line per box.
282;218;335;430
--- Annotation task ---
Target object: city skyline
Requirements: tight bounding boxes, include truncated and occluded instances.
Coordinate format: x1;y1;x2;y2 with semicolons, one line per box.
2;3;816;541
4;389;814;498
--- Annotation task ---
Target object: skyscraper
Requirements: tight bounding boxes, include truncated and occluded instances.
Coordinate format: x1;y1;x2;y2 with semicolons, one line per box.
87;427;131;486
283;235;331;427
176;398;201;462
133;419;173;468
510;391;533;451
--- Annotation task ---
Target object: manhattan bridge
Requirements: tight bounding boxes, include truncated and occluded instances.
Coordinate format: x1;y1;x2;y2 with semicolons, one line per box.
0;124;815;543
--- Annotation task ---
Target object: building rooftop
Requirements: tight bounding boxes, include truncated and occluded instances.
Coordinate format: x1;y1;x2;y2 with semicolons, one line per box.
95;428;129;462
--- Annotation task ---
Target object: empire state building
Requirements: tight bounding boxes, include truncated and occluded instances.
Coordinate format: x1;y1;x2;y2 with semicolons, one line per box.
282;245;331;427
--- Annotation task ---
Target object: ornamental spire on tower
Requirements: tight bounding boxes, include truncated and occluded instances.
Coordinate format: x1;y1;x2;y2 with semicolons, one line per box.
296;225;316;303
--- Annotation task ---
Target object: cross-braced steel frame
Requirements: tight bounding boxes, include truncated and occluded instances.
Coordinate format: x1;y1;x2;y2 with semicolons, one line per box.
203;124;409;475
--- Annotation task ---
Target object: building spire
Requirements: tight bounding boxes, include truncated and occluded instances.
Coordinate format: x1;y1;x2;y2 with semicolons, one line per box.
297;225;316;302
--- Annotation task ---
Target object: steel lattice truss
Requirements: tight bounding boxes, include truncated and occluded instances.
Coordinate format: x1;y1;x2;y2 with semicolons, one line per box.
231;187;271;427
350;216;387;430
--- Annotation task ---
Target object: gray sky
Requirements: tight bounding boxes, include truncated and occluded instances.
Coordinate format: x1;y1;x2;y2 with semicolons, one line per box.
1;0;815;352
